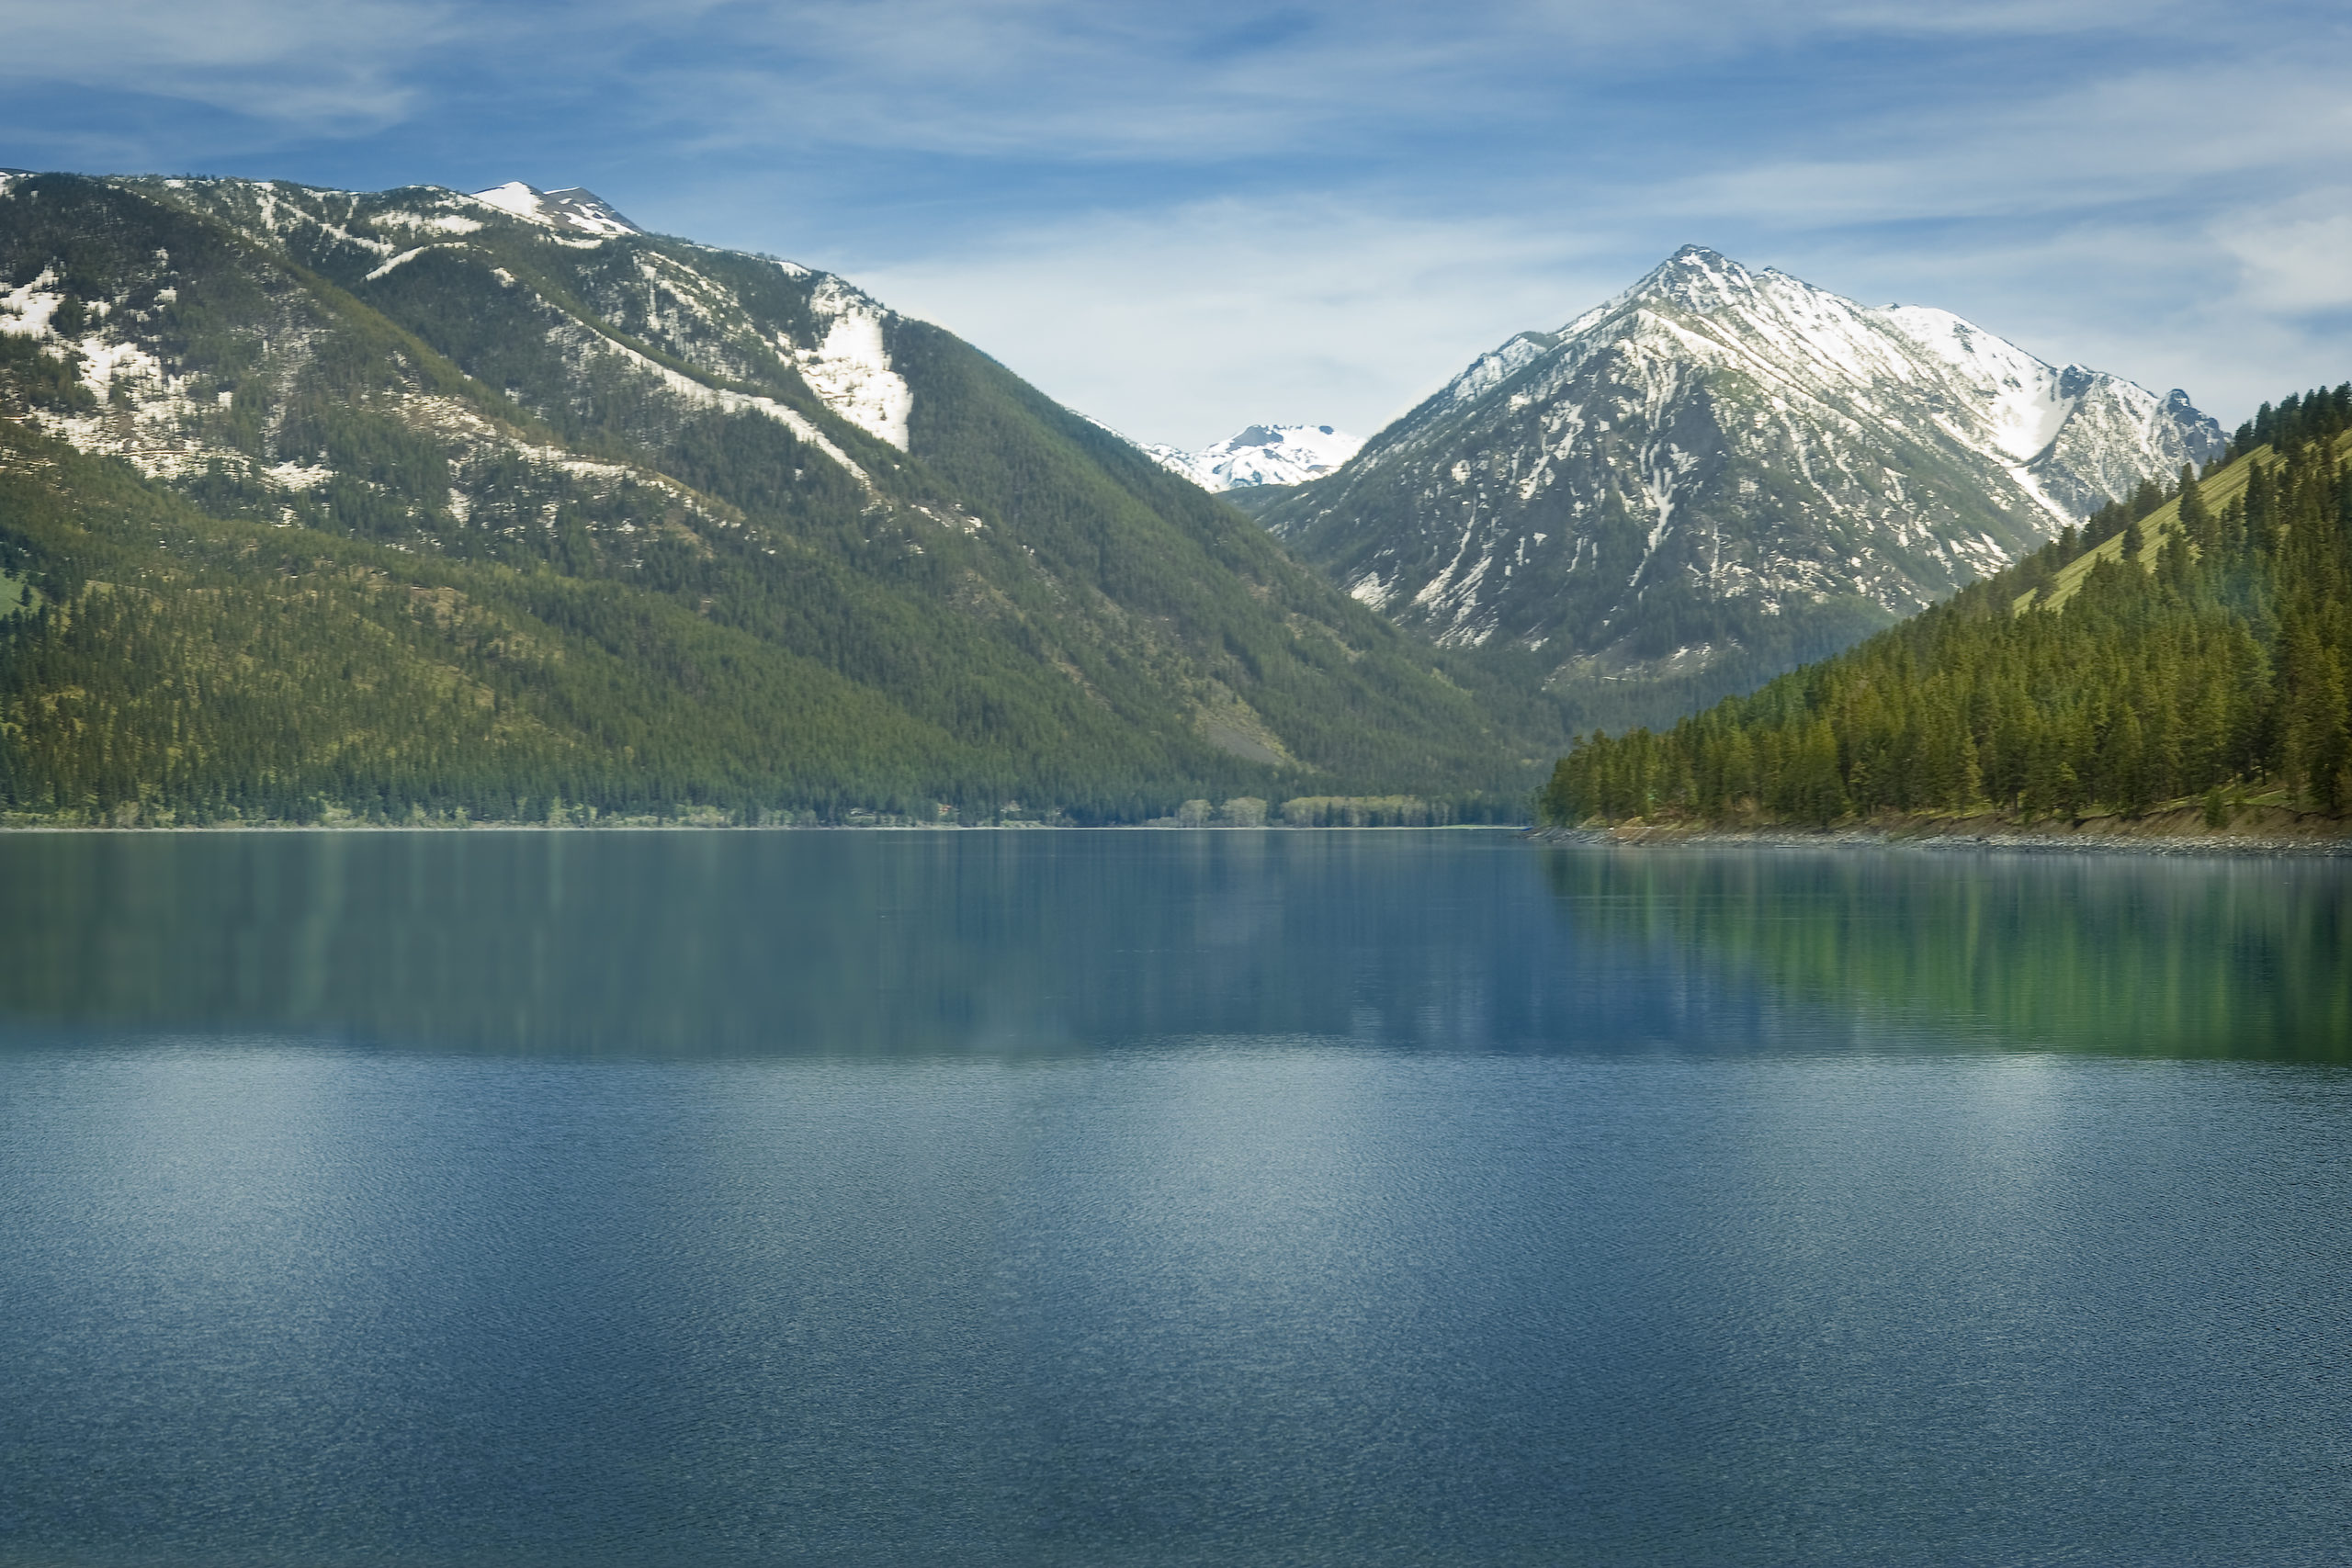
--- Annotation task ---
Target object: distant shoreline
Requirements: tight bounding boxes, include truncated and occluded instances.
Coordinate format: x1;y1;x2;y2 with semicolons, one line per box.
0;821;1531;835
1527;813;2352;858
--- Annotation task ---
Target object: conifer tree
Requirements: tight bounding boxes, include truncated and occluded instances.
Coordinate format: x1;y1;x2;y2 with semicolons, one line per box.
2177;462;2216;547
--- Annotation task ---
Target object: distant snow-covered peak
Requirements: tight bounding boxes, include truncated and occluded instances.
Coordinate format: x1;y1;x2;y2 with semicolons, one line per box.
1145;423;1364;491
470;182;641;238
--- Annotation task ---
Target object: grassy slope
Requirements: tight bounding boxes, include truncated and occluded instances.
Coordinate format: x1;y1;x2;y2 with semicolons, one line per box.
2014;437;2322;614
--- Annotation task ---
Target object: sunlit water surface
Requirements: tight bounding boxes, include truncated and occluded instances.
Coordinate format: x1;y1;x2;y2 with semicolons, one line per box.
2;830;2346;1565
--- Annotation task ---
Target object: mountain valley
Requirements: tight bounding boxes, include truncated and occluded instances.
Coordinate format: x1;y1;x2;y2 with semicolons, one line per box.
0;177;2295;825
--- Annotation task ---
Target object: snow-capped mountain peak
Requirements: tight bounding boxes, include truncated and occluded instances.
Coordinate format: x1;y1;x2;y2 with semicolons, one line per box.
1259;245;2222;719
1625;243;1761;312
1144;423;1364;491
469;182;641;238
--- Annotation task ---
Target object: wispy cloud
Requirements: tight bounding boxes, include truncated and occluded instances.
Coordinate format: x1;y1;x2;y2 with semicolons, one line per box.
608;1;1533;162
2219;193;2352;314
1;0;2346;437
0;0;463;130
856;197;1626;448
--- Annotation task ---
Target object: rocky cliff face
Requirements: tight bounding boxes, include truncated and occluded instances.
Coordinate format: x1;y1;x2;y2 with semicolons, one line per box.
1260;246;2222;712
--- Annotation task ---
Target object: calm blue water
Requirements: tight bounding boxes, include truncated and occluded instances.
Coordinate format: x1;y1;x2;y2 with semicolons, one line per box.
2;830;2347;1565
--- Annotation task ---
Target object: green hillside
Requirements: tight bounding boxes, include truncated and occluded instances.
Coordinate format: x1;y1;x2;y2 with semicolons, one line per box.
0;173;1559;824
1541;385;2352;829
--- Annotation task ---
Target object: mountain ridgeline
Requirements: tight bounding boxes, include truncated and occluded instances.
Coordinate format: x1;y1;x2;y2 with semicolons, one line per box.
1261;247;2221;731
1540;386;2352;829
0;173;1556;825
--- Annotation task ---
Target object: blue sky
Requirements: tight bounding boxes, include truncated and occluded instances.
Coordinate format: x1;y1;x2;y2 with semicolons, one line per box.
4;0;2348;448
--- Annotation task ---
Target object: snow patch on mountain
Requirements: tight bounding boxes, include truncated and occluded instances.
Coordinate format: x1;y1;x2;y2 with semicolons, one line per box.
576;326;875;488
375;210;484;237
470;182;556;220
782;278;912;451
1877;307;2066;456
470;183;641;239
1145;423;1364;491
366;247;433;281
1435;333;1559;412
0;266;63;336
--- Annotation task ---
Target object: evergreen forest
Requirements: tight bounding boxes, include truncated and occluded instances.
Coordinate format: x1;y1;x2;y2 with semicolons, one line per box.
7;172;2342;836
1541;386;2352;829
0;174;1557;826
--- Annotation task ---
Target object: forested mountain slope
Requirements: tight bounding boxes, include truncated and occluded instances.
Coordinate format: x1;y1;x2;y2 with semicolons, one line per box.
0;173;1552;824
1264;247;2222;731
1541;386;2352;829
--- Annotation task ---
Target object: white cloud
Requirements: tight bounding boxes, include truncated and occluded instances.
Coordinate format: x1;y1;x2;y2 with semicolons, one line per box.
0;0;461;130
853;197;1630;449
1641;50;2352;229
620;1;1528;162
4;0;2346;439
2220;195;2352;315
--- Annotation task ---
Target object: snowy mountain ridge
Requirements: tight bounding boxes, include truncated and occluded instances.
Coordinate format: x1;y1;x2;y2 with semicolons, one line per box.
1390;248;2214;528
1144;423;1363;491
1261;245;2222;720
0;175;922;477
469;182;642;239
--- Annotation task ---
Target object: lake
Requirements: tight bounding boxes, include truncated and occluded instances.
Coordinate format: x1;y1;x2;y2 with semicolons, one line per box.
2;829;2347;1565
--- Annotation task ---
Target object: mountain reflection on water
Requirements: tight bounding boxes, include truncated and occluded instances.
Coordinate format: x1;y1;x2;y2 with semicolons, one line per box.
1539;841;2349;1061
0;829;1569;1055
0;829;2341;1061
5;830;2350;1567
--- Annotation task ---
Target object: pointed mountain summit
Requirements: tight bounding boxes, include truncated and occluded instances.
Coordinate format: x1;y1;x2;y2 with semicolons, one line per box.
1144;423;1364;491
1260;245;2221;724
469;181;642;237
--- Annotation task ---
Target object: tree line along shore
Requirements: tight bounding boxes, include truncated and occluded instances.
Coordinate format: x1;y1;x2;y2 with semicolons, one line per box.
1541;388;2352;838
